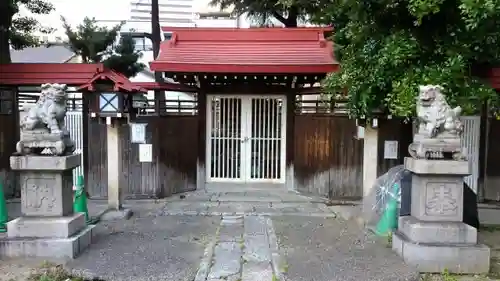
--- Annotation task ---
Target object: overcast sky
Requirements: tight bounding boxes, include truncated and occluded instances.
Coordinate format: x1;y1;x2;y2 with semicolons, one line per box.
17;0;223;39
19;0;135;38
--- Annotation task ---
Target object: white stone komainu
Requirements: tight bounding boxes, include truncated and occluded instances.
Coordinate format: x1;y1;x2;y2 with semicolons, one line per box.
408;85;467;160
0;154;94;259
393;85;490;274
16;83;75;156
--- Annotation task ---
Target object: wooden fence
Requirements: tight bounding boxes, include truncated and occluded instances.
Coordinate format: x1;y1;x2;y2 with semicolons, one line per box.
86;112;199;199
292;95;413;199
293;115;364;199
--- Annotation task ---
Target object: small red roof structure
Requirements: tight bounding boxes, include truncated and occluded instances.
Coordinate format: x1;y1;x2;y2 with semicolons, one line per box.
0;63;104;86
150;27;338;74
78;70;147;92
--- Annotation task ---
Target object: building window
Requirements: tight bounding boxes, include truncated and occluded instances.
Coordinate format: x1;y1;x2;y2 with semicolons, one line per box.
130;36;153;51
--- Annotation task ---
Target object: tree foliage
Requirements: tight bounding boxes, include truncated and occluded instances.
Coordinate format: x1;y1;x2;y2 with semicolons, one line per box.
209;0;317;27
62;17;145;78
0;0;55;63
103;36;146;78
311;0;500;118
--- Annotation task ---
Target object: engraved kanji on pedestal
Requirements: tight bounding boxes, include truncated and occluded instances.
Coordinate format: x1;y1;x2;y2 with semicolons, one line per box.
23;180;57;213
425;183;459;216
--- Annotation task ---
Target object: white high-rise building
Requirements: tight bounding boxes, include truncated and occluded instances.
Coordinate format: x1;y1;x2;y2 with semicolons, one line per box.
127;0;249;31
124;0;251;104
129;0;196;29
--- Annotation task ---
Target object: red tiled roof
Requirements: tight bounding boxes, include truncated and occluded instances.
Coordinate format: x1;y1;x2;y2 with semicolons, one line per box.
150;27;339;74
0;63;104;86
0;63;197;92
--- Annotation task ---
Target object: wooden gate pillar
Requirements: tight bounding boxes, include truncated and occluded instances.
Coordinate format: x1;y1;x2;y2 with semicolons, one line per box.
0;87;18;198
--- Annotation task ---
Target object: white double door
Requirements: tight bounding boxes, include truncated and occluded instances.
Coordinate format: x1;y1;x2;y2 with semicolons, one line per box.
207;95;286;183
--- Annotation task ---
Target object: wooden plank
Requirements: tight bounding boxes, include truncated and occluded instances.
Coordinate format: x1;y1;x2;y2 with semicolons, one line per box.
293;115;363;199
86;115;198;199
0;87;18;198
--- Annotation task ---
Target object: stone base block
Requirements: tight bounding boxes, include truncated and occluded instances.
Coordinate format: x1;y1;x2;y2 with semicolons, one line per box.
404;157;470;175
392;231;490;274
100;208;133;221
10;154;81;171
410;173;464;222
399;216;477;244
0;225;95;259
7;213;86;238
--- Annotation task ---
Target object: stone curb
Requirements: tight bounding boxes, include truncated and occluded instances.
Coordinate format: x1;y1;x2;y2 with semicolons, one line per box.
194;232;218;281
266;217;287;281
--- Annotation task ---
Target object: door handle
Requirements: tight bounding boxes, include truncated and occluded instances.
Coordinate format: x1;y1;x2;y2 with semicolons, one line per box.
241;137;249;143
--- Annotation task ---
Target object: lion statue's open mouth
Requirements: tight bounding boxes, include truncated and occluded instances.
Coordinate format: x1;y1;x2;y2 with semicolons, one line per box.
418;85;438;107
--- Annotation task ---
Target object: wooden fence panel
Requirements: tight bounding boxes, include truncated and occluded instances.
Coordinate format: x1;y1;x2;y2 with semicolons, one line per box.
0;87;18;198
86;119;108;198
0;114;17;198
156;116;198;196
484;119;500;201
293;115;363;199
86;115;198;199
376;119;413;176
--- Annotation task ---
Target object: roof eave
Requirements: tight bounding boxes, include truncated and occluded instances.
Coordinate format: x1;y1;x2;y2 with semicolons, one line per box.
149;62;339;74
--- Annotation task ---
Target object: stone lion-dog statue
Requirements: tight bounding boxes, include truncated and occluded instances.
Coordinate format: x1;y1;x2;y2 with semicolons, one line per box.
21;83;68;133
16;83;75;156
409;85;467;160
416;85;464;138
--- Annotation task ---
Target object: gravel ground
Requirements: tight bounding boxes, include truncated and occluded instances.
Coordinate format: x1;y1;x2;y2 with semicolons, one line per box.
272;216;420;281
66;215;220;281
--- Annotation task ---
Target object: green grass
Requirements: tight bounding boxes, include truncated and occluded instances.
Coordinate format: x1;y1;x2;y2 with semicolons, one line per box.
27;263;105;281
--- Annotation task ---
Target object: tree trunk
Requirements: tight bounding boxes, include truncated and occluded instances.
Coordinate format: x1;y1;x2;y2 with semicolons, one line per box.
284;6;299;28
0;3;14;64
0;28;11;64
284;17;298;27
151;0;161;60
151;0;163;114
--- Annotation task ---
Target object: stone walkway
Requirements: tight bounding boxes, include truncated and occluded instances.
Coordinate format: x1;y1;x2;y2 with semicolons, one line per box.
195;215;285;281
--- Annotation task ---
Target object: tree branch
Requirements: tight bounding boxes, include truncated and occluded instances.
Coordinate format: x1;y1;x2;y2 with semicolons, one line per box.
271;11;287;25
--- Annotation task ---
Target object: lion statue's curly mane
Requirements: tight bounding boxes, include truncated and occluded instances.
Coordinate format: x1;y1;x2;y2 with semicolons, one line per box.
416;85;463;138
21;83;68;134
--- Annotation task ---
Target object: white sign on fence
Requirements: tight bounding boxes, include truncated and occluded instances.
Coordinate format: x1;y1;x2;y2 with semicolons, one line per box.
138;143;153;162
130;123;147;143
383;140;399;159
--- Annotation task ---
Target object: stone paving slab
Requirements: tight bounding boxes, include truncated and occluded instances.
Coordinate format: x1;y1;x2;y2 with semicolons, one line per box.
272;216;420;281
194;215;282;281
156;200;337;217
242;261;274;281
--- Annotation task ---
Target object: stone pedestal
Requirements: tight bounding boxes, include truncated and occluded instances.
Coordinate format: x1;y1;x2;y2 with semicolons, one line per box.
392;158;490;274
0;154;95;259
